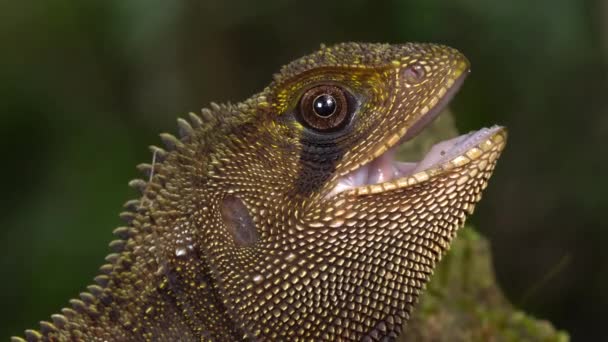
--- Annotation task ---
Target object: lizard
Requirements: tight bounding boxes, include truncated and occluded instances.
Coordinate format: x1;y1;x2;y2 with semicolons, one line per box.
13;42;506;341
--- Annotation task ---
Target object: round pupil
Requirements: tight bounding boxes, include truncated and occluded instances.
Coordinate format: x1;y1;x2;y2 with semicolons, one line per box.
312;94;337;117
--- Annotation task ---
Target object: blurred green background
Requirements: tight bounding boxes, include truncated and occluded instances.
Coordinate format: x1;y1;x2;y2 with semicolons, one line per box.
1;0;606;340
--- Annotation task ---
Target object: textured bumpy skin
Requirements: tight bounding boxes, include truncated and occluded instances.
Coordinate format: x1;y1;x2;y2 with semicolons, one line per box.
15;43;506;341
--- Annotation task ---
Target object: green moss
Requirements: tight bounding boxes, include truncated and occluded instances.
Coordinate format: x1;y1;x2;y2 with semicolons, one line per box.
401;227;568;341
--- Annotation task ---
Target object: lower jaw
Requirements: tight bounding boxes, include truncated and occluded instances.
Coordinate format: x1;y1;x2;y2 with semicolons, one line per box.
329;125;503;196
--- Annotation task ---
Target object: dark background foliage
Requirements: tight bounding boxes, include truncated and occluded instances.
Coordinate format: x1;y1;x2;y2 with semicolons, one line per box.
1;0;606;340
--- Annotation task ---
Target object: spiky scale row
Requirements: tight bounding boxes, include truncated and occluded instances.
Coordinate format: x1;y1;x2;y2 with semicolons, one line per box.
39;321;57;335
123;199;140;212
79;292;96;304
148;145;167;162
210;102;221;111
68;299;88;315
118;211;135;224
12;113;207;340
94;275;109;287
112;226;132;240
24;330;42;341
108;239;126;253
136;163;154;179
177;118;194;139
128;179;147;193
159;133;182;151
61;308;77;320
200;108;216;124
104;254;119;264
87;285;104;297
51;314;68;329
188;112;204;128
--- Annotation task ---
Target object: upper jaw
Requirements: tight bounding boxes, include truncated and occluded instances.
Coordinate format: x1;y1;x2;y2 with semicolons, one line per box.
399;70;469;143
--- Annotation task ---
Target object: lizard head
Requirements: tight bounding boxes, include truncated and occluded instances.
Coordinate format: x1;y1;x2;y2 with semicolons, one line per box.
199;43;506;339
11;43;506;341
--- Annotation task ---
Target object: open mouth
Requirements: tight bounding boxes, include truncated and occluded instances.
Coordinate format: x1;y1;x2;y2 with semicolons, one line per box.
329;73;504;197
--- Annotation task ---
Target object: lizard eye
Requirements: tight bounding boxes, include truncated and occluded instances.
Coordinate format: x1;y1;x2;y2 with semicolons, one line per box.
297;85;353;131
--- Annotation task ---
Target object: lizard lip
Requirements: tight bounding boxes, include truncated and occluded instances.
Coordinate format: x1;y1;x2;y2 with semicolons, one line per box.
329;125;504;196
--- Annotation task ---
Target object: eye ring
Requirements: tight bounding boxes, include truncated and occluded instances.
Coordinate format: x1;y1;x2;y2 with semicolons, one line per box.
297;85;352;131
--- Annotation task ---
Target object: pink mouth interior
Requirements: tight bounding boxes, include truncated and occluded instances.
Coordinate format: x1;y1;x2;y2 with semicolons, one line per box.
329;126;502;196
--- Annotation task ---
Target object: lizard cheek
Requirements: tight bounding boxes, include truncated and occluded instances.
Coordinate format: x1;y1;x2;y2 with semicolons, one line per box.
220;195;259;247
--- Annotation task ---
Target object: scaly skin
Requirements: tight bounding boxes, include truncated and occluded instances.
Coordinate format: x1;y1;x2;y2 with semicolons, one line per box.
14;43;506;341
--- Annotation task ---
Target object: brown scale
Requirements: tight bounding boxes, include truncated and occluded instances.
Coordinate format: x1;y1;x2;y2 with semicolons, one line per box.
14;42;506;341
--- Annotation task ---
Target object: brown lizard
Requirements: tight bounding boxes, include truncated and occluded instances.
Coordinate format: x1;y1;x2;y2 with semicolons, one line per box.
13;42;506;341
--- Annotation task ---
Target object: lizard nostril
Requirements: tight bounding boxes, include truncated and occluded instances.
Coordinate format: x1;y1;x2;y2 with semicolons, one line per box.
402;64;425;84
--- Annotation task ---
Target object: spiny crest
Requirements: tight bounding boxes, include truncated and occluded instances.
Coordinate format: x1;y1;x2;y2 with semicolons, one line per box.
12;111;219;341
123;199;140;212
176;118;193;139
51;314;68;329
159;133;183;151
169;97;268;150
128;179;147;193
136;163;154;179
21;78;262;342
